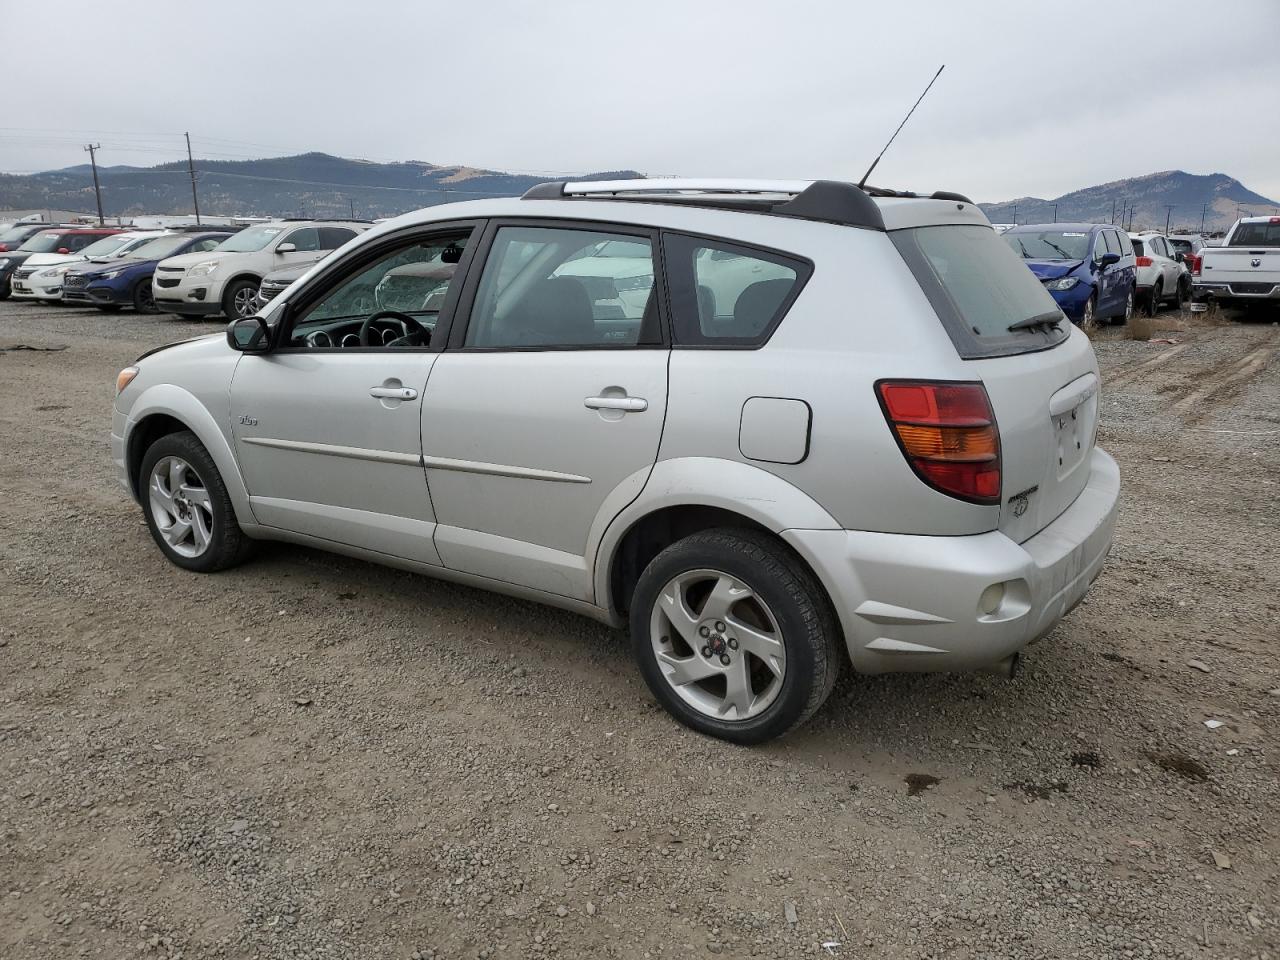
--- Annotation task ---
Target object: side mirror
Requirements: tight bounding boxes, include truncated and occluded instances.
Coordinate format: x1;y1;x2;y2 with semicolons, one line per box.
1097;252;1121;269
1174;252;1185;263
226;315;272;352
276;242;297;254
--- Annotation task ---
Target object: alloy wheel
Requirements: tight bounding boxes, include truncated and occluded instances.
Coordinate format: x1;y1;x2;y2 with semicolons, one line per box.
1080;296;1096;332
649;569;786;721
148;456;214;558
233;286;259;319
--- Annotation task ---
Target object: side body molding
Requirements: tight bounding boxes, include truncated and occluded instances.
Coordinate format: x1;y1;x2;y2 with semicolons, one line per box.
590;456;842;617
122;383;259;530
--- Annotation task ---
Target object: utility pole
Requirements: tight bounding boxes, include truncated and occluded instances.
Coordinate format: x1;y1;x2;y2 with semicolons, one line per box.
1164;205;1174;235
84;143;105;225
1012;202;1018;225
185;132;201;225
349;198;355;219
1052;203;1058;223
1111;199;1116;225
1200;203;1207;234
1119;199;1127;232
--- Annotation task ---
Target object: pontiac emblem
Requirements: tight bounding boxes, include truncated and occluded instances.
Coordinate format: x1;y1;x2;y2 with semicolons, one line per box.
1007;485;1039;518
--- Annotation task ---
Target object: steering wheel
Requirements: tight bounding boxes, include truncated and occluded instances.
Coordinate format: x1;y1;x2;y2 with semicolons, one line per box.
358;310;431;347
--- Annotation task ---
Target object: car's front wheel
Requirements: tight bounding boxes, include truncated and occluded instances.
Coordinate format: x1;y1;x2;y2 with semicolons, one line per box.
139;431;252;572
133;279;158;314
630;528;840;744
222;279;261;320
1147;280;1162;317
1111;286;1134;325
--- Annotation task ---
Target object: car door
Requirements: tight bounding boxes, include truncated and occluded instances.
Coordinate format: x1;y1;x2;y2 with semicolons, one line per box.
229;223;481;565
1156;237;1180;292
272;226;328;270
421;221;670;603
1092;230;1116;313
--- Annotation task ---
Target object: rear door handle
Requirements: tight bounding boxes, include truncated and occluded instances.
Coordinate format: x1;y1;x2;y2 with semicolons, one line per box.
370;386;417;400
585;395;647;412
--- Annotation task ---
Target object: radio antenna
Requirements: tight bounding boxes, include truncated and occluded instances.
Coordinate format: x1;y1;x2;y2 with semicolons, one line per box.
858;64;945;189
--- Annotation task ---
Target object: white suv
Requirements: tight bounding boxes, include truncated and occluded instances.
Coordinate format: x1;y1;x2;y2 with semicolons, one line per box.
1128;231;1191;314
153;220;368;320
112;179;1120;743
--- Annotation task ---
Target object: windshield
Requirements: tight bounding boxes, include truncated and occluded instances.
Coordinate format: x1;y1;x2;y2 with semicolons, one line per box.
80;236;132;258
1228;221;1280;246
18;231;67;253
215;225;284;253
894;224;1068;359
0;227;37;245
128;235;195;260
1003;230;1091;261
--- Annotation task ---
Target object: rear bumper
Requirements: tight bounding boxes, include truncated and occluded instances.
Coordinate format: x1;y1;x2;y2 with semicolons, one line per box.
1193;280;1280;300
785;447;1120;675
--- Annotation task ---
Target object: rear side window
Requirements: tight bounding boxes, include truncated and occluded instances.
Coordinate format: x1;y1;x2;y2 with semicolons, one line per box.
663;234;809;346
319;227;357;249
1131;238;1146;256
1116;232;1134;256
893;224;1068;359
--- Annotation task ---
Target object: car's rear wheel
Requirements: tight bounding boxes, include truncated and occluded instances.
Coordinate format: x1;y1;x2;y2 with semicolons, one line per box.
133;279;158;314
1173;276;1188;310
630;528;840;744
1147;281;1162;317
222;279;260;320
139;431;252;573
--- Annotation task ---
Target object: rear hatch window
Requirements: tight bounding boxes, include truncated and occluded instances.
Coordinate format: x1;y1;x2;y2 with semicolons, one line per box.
1228;221;1280;246
892;224;1069;359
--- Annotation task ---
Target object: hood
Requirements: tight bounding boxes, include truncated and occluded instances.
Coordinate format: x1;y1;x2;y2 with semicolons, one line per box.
1022;259;1084;280
135;332;223;363
21;252;83;269
72;257;151;280
157;250;241;270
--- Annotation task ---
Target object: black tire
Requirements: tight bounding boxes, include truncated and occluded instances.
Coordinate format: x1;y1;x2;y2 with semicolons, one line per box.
1173;276;1188;310
0;278;10;300
1080;293;1098;330
221;278;260;320
133;279;158;314
95;304;123;313
629;528;840;744
139;431;253;573
1146;281;1162;317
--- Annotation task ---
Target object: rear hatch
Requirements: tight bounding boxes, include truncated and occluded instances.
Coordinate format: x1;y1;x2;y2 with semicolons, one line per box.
892;223;1099;543
1201;248;1280;288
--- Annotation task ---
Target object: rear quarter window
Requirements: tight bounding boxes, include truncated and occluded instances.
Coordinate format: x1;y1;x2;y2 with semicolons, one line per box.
662;233;810;346
892;224;1068;359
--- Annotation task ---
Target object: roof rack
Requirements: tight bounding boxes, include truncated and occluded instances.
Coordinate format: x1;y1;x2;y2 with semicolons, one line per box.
521;178;972;230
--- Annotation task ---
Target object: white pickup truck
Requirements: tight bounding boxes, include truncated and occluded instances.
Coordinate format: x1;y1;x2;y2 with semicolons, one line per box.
1193;216;1280;308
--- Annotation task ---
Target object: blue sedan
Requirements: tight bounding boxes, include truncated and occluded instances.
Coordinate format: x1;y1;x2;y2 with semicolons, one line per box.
1002;223;1137;326
63;231;232;313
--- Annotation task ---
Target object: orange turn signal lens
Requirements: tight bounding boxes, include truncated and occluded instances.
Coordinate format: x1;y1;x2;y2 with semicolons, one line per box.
116;366;139;395
893;423;999;461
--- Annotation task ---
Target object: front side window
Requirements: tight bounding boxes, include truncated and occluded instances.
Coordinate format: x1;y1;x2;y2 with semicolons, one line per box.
1116;232;1134;257
663;235;805;346
285;230;472;349
1093;232;1110;260
282;228;320;252
464;226;657;348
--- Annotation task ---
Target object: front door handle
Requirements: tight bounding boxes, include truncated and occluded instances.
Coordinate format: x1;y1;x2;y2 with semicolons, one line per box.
585;395;647;413
370;386;417;400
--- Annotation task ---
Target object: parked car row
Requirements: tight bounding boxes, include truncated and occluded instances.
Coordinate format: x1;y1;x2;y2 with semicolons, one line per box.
0;218;368;318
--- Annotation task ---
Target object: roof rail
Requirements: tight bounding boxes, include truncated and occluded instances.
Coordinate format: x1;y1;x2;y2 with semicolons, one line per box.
521;178;886;231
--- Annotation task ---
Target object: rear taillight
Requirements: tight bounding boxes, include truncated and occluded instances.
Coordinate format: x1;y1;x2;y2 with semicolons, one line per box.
876;381;1001;505
1135;255;1153;267
1189;254;1201;275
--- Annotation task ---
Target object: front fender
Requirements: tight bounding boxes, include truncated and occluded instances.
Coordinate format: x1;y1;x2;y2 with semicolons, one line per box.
589;456;841;614
122;382;255;526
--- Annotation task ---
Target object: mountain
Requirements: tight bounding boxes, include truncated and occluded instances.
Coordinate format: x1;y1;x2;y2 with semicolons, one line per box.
980;171;1279;234
0;152;641;219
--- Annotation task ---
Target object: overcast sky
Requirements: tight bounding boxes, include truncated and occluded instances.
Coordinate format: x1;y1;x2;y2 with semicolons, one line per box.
2;0;1278;203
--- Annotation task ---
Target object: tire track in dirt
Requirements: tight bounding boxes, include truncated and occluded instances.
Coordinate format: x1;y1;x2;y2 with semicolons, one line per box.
1102;342;1191;389
1171;338;1277;418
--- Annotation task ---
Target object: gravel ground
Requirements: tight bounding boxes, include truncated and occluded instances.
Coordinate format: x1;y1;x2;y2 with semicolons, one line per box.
1;298;1277;960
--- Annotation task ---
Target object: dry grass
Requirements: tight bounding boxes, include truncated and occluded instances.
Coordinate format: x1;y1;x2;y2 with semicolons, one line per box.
1128;316;1154;340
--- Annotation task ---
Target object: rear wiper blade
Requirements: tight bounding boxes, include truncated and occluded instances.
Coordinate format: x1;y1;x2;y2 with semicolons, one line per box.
1008;312;1063;332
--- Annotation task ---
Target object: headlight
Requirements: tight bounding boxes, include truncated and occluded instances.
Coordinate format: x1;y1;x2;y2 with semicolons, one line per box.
38;264;74;279
0;258;9;268
100;269;123;280
188;260;219;278
1044;277;1079;291
116;366;139;395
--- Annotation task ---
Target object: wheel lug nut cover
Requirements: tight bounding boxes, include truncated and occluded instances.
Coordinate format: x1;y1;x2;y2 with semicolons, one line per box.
715;621;726;632
719;654;731;666
699;625;710;638
701;646;712;658
728;638;738;649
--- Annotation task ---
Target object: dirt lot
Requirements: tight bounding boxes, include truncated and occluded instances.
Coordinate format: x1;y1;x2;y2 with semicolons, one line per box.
1;298;1277;960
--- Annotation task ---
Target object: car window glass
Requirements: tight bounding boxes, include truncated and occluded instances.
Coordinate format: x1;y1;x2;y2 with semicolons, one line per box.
319;227;358;249
1002;230;1091;260
1117;232;1134;257
1228;222;1280;246
1093;232;1109;260
663;237;802;345
1131;238;1145;256
465;226;656;349
283;228;320;252
287;230;472;349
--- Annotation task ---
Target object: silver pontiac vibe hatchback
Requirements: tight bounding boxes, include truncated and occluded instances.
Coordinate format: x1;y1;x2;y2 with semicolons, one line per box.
112;179;1120;744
